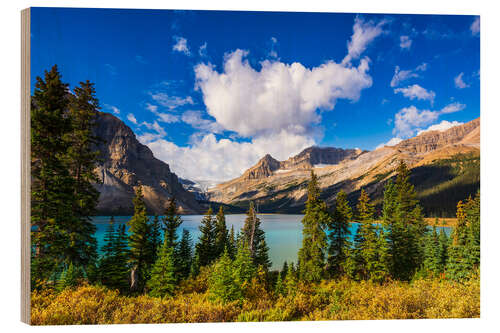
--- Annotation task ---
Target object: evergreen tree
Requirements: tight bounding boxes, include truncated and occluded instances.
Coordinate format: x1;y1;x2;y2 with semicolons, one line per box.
281;261;289;279
177;229;193;279
241;202;271;269
227;225;237;259
147;238;176;298
128;186;154;292
149;214;162;264
284;262;298;296
370;227;391;283
30;65;77;282
111;224;131;292
56;262;83;292
447;192;480;281
328;190;352;278
233;241;256;292
195;207;218;267
274;272;285;296
385;161;427;280
98;216;118;287
350;189;378;280
214;206;229;258
208;248;240;303
298;171;330;282
162;197;183;248
64;80;101;269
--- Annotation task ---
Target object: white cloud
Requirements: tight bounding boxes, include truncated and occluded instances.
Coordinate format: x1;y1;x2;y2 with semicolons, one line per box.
181;110;223;133
393;102;465;138
390;63;427;87
417;120;464;136
150;92;194;109
454;72;470;89
470;17;480;36
342;16;387;65
399;35;412;50
199;42;207;57
145;103;180;123
127;113;137;124
104;104;120;115
394;84;436;104
195;49;372;138
375;137;402;150
144;131;314;182
440;102;466;114
173;36;190;55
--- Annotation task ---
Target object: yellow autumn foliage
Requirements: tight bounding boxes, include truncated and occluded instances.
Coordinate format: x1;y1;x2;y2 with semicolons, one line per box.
31;276;479;325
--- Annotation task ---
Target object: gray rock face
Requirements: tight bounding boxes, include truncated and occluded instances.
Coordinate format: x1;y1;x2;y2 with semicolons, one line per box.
92;112;202;215
280;146;364;170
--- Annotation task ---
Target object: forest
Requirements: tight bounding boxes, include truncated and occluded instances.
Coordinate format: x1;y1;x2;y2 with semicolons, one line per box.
30;66;480;324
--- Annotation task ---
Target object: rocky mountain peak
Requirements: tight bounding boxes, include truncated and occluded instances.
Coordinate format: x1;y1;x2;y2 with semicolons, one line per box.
243;153;281;180
396;118;480;154
92;112;202;214
280;146;364;170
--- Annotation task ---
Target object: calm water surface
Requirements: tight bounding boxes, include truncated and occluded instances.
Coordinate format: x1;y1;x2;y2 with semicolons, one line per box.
92;214;451;270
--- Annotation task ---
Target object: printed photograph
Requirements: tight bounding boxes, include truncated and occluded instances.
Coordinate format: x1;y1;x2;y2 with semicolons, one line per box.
28;8;480;324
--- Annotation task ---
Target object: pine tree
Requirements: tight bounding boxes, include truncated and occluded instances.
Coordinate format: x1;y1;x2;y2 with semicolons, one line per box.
284;262;298;297
195;207;217;267
177;229;193;279
214;206;229;258
350;189;378;280
233;241;256;293
56;262;83;292
31;65;77;282
274;272;285;296
98;216;118;287
447;192;480;281
64;80;101;269
281;261;289;279
147;238;176;298
241;202;271;270
162;197;183;248
385;161;427;280
227;225;237;259
298;171;330;282
370;227;391;283
111;224;131;292
208;248;240;303
149;214;162;264
128;186;154;292
328;190;352;278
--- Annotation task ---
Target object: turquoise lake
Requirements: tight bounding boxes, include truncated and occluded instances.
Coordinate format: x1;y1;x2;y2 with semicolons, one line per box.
92;215;452;270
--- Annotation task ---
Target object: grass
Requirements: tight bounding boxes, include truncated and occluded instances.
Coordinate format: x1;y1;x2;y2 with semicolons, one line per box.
31;276;479;325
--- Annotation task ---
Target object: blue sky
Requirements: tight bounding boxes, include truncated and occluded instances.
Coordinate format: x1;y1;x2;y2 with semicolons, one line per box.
31;8;480;182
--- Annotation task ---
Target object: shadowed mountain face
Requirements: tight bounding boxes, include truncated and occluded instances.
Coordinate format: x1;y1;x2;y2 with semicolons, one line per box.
207;118;480;217
92;112;202;215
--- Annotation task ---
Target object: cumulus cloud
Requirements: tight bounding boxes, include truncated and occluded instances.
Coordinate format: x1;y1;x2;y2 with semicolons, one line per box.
375;137;402;150
390;63;427;87
394;84;436;104
342;16;388;65
173;36;190;55
144;131;314;182
195;49;373;138
454;72;470;89
470;17;480;36
399;35;412;50
393;102;465;138
127;113;137;124
416;120;464;136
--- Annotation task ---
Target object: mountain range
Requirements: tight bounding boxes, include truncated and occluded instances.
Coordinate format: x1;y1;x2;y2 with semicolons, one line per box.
91;112;479;217
207;117;480;216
